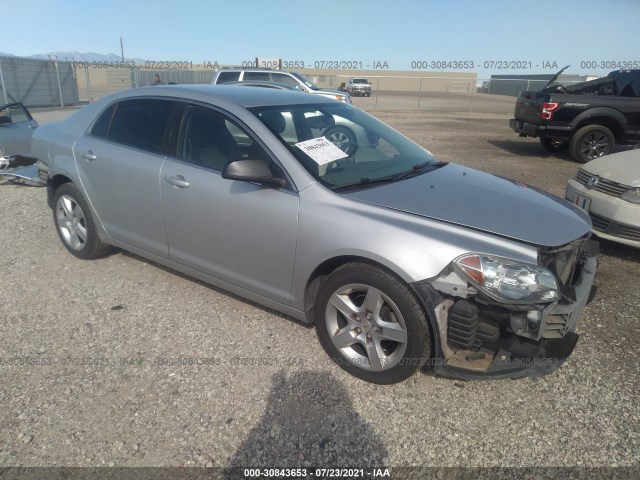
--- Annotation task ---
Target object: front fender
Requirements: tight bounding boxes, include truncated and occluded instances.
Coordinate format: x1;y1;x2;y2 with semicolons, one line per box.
290;184;538;311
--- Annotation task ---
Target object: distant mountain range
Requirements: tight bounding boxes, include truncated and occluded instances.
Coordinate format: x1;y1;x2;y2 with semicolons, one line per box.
0;51;149;64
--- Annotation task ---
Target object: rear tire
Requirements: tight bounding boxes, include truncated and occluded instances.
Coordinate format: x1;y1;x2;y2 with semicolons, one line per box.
570;125;615;163
53;183;113;259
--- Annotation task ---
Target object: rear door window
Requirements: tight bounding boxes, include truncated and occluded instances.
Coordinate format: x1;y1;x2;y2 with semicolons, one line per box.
108;99;176;154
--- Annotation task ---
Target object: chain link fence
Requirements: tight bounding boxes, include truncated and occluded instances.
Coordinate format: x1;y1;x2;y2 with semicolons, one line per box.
1;55;592;123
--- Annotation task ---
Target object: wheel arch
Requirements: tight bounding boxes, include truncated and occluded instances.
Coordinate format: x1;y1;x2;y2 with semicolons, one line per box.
47;174;74;208
302;255;429;325
571;111;626;140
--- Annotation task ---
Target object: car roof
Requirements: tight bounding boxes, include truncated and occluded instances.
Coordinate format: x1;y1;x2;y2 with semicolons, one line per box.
112;84;337;108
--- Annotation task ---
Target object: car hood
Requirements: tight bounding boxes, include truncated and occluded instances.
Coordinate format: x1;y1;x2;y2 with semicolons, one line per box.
344;163;591;247
582;149;640;187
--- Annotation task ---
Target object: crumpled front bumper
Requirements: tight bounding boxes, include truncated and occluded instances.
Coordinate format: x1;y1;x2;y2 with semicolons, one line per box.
411;243;598;379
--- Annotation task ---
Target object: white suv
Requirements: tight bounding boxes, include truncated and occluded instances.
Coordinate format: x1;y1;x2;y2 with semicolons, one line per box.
212;68;351;104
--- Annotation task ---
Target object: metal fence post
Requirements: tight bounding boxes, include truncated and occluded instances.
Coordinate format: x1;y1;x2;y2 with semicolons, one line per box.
374;77;379;110
469;81;475;113
84;66;93;102
417;76;423;110
0;62;8;104
53;60;65;108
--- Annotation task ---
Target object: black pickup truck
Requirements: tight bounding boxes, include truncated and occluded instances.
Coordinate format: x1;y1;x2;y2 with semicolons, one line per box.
510;68;640;163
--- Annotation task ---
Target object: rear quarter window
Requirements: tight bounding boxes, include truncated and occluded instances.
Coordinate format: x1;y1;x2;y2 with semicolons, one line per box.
90;103;116;139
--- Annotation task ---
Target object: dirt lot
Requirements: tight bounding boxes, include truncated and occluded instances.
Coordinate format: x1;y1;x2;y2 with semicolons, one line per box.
1;108;639;476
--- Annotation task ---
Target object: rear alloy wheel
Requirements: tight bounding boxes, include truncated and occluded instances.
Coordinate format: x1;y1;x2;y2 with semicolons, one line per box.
53;183;112;259
315;263;431;384
540;137;569;153
570;125;615;163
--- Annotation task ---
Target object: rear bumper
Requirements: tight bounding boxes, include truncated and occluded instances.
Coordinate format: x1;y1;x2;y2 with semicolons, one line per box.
510;119;572;139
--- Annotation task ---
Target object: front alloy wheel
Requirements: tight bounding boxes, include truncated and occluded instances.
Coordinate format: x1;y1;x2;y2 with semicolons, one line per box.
315;263;431;384
325;283;408;371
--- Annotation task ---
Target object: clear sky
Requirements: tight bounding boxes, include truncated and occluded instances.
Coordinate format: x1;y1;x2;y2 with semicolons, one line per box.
2;0;639;78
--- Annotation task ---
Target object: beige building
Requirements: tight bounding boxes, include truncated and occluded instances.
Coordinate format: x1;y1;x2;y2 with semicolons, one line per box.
74;64;477;102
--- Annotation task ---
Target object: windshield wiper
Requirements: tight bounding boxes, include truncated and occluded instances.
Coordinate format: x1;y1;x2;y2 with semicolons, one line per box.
330;176;397;191
330;161;447;192
395;161;447;180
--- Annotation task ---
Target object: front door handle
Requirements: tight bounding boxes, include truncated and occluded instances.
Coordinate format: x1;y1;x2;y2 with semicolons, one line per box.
80;151;97;161
165;175;190;188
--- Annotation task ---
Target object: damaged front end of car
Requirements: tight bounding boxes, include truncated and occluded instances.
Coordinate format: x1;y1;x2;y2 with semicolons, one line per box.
413;236;598;379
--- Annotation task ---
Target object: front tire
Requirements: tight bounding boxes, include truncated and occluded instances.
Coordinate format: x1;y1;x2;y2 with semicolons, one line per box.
570;125;615;163
315;263;431;384
53;183;112;259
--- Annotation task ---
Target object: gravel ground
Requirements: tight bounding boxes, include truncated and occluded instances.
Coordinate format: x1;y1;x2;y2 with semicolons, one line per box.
0;109;639;476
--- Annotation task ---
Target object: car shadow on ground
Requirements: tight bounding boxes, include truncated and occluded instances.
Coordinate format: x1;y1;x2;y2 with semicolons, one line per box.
597;238;640;264
486;139;575;161
222;371;388;478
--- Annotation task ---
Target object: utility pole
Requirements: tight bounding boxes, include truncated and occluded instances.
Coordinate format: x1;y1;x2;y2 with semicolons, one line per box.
120;37;125;61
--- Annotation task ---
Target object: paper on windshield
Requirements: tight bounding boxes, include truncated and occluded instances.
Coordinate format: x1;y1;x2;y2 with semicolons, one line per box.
295;137;348;165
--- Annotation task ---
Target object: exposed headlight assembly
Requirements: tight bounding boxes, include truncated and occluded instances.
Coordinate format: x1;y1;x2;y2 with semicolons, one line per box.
455;254;559;304
620;187;640;204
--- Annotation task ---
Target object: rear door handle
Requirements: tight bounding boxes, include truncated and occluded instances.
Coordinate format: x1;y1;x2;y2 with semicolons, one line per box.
80;151;97;161
165;175;190;188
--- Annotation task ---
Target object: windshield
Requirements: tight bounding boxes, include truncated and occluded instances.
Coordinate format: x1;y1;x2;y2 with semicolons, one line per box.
353;78;368;84
249;103;442;190
290;72;320;91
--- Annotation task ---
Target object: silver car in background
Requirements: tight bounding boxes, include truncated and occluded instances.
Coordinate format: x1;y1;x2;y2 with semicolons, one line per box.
212;68;352;104
565;148;640;248
33;85;597;384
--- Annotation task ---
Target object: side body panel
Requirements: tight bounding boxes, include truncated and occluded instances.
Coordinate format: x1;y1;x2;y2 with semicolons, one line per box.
160;160;299;305
73;136;168;257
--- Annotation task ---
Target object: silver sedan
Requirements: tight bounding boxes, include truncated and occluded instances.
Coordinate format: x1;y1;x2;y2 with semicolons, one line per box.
33;85;597;384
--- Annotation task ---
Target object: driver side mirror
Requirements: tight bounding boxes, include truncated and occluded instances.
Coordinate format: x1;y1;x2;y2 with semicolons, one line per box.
222;159;287;188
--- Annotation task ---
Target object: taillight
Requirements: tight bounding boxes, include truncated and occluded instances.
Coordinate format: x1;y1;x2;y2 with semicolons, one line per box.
541;102;560;120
